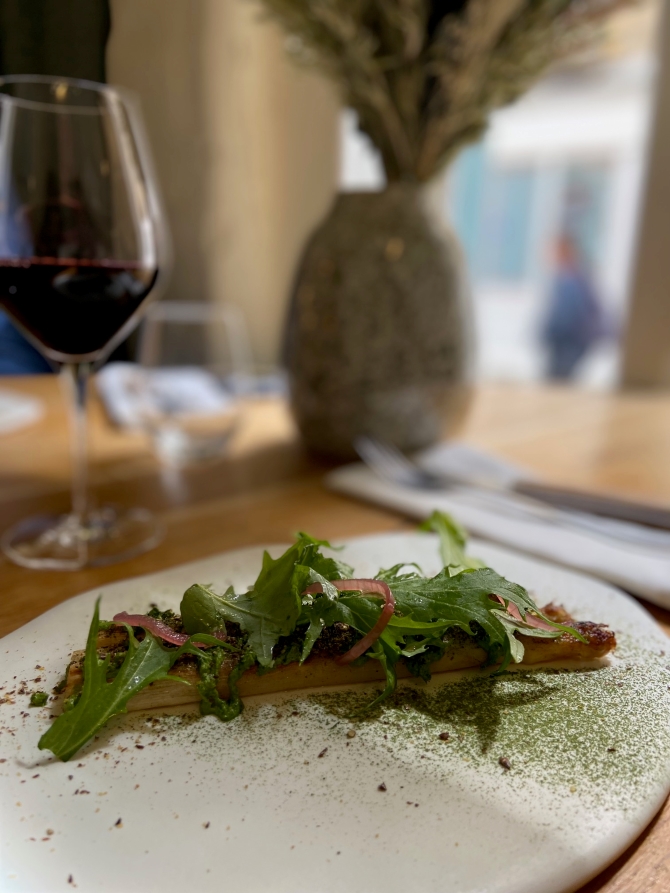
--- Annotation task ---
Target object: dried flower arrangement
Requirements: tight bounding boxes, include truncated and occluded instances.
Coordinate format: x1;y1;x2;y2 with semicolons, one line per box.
258;0;634;181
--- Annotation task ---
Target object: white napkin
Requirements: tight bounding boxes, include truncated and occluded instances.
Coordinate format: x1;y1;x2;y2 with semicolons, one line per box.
0;387;43;435
326;445;670;609
96;362;237;430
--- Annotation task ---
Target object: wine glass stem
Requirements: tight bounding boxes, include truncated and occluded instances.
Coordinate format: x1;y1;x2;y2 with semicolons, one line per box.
62;362;91;522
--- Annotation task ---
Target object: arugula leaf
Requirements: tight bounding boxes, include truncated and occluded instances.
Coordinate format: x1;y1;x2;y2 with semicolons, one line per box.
392;566;583;668
381;615;450;657
180;584;229;636
39;600;245;761
375;563;424;584
38;599;185;762
295;531;354;581
190;561;309;668
419;510;485;575
186;535;348;668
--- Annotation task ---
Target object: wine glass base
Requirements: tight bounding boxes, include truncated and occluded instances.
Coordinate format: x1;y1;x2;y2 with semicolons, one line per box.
1;505;164;570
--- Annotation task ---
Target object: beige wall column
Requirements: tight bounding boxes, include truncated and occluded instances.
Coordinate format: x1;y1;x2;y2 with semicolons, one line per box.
622;0;670;387
107;0;339;366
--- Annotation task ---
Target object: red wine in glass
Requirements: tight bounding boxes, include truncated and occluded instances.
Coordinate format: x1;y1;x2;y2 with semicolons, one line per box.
0;258;158;359
0;75;170;569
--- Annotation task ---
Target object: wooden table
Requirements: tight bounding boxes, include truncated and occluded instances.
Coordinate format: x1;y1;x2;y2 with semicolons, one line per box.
2;375;670;893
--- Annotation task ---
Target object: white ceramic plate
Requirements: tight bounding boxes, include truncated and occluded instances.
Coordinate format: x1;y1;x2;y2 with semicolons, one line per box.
1;533;669;893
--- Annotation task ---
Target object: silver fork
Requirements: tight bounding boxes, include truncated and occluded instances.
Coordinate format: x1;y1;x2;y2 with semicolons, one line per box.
354;436;466;491
353;436;670;552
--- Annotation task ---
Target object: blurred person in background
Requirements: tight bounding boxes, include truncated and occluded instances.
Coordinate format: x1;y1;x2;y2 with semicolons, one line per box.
541;233;606;380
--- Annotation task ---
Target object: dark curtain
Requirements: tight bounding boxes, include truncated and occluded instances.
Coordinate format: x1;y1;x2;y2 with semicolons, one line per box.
0;0;110;81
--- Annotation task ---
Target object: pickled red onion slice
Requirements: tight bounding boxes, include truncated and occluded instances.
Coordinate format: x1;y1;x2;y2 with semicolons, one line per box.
112;612;226;647
303;579;395;664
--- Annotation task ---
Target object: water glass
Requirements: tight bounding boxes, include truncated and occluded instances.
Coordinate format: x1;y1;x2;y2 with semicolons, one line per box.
137;301;252;466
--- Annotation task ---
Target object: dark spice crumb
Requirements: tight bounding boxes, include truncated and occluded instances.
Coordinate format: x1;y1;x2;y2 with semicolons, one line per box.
203;821;210;829
607;747;616;753
499;757;511;771
439;732;450;741
135;745;144;750
68;875;74;885
114;818;122;827
318;747;328;758
378;783;387;792
291;711;299;717
161;736;166;742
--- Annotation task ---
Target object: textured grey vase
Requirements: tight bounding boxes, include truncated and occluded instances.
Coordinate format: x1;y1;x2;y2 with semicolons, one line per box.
285;184;474;459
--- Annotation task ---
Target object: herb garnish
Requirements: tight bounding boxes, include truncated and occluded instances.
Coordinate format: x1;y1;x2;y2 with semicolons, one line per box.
29;691;48;707
38;513;583;761
38;600;233;761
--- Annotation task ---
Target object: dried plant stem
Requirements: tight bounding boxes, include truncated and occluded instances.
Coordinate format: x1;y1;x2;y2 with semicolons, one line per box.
257;0;635;181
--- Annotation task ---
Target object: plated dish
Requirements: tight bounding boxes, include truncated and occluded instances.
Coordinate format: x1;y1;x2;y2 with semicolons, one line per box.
41;513;614;761
1;529;669;893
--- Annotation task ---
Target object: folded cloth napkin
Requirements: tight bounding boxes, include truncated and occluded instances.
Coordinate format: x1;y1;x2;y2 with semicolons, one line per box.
0;387;43;435
96;362;237;430
326;444;670;610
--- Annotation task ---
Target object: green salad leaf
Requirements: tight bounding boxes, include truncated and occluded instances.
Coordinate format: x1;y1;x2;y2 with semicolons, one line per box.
419;510;485;575
38;600;242;761
183;533;351;668
39;599;183;761
180;584;229;636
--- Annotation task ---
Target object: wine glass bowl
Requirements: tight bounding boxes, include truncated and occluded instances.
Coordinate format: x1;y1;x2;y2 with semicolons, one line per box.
0;75;169;569
0;76;162;362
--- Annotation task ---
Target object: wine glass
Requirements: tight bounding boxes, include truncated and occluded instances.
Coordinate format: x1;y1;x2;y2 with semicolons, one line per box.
0;75;170;569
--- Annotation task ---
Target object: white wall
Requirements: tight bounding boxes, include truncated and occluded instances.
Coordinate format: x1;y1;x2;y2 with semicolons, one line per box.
108;0;340;366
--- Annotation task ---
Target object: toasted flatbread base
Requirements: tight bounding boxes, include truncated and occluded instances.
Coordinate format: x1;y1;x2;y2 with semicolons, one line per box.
62;603;616;713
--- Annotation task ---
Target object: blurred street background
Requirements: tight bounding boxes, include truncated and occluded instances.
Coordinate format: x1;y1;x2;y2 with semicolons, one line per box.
341;0;661;389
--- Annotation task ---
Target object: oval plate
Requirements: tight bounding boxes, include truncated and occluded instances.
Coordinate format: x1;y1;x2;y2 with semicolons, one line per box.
1;533;669;893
